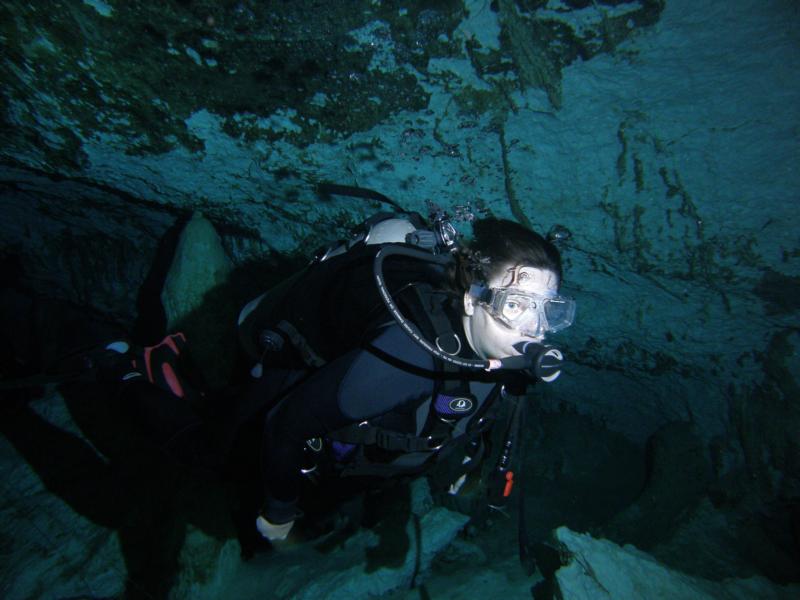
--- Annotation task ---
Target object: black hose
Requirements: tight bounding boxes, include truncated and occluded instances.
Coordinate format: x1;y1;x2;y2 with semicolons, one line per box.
315;183;405;212
373;245;491;370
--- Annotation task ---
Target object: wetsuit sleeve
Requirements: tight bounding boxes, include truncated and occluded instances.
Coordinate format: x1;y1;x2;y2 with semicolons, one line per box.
260;325;435;520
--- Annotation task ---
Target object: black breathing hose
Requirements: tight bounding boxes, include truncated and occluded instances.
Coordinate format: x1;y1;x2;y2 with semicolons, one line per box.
373;245;485;369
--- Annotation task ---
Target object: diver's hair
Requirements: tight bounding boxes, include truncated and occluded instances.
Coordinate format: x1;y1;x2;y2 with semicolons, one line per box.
454;218;562;292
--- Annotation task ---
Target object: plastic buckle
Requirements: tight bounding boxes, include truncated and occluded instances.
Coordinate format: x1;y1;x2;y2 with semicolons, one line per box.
426;436;446;451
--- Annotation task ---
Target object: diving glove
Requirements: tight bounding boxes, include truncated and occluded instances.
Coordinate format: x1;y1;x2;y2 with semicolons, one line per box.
100;333;191;398
137;332;189;398
256;515;295;542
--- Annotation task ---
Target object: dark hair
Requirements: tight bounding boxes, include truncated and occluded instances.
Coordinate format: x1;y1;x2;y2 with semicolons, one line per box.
454;218;563;292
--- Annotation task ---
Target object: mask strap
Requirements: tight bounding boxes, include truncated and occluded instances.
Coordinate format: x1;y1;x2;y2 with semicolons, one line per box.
468;284;492;303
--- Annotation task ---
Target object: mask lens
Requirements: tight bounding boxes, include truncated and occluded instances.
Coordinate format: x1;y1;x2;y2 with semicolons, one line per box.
543;297;576;332
501;294;533;322
486;288;575;335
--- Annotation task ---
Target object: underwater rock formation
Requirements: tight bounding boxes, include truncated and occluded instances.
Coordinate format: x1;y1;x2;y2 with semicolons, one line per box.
161;212;232;332
547;526;800;600
1;0;798;597
165;479;469;599
0;393;126;599
161;212;235;388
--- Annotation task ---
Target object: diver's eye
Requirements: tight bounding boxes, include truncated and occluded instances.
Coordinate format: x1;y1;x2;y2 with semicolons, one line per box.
503;300;524;318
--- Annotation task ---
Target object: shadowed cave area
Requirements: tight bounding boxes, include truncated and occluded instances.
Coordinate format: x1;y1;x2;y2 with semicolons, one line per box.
1;1;799;598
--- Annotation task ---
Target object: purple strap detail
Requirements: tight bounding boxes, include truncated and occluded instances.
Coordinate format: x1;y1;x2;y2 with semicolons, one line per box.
435;394;457;415
435;394;474;416
331;441;357;462
433;394;475;417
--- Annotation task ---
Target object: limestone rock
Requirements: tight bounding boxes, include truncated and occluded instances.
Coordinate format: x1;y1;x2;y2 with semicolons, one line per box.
168;506;469;600
160;212;236;388
168;527;240;600
549;527;800;600
161;212;232;331
0;394;126;600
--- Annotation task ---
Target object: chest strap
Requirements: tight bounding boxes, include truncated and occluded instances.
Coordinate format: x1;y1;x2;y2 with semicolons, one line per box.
328;422;447;453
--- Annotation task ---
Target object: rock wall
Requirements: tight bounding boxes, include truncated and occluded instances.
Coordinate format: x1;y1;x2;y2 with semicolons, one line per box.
3;0;797;440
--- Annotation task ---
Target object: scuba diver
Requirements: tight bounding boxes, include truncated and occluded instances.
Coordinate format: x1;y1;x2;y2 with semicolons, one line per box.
232;208;576;542
74;205;575;547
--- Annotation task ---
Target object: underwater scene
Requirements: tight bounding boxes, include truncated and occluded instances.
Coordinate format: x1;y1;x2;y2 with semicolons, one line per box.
1;1;799;598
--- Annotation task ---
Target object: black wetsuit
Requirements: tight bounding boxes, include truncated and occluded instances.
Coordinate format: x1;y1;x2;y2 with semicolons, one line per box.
252;320;501;524
122;244;510;526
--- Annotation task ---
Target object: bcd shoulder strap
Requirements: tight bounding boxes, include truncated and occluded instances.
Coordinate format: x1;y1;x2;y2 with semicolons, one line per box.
326;283;478;461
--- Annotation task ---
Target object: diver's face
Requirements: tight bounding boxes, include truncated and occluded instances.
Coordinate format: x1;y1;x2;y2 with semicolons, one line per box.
462;265;559;360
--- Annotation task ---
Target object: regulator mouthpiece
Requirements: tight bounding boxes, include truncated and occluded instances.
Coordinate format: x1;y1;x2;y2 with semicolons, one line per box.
498;342;564;382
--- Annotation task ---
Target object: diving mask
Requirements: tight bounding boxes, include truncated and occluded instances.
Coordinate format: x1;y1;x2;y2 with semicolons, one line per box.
470;284;576;338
